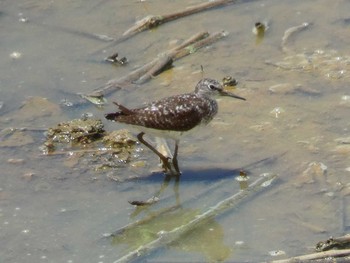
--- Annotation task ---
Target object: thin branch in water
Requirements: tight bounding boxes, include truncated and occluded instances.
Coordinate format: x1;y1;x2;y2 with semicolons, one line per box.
112;173;277;263
281;22;310;53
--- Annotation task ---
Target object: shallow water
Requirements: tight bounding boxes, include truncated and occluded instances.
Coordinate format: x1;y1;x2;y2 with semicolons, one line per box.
1;0;350;262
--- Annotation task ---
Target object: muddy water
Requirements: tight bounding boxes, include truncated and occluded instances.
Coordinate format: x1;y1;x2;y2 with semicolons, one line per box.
1;0;350;262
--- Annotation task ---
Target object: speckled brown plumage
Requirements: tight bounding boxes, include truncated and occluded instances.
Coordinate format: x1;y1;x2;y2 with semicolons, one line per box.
105;78;245;132
105;93;217;132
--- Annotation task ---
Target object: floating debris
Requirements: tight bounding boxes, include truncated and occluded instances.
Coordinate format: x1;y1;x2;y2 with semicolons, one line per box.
79;93;107;105
129;197;159;206
46;118;105;145
266;49;350;80
270;107;285;118
235;170;249;182
102;129;136;149
260;173;277;187
59;98;74;107
9;51;22;59
294;161;329;187
252;21;268;44
269;250;286;256
43;126;137;172
105;52;128;65
222;76;238;87
252;22;268;36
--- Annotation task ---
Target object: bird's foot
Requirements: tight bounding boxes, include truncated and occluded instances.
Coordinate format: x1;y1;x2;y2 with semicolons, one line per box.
161;157;181;176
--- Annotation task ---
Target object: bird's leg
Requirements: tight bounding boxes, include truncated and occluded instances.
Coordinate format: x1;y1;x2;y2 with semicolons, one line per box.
172;139;181;175
173;173;181;206
137;132;172;172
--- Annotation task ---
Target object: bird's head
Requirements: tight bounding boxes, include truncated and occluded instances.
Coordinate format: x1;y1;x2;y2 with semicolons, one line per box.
195;78;246;101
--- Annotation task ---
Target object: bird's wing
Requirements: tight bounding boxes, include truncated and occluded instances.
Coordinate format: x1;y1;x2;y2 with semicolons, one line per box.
126;94;213;131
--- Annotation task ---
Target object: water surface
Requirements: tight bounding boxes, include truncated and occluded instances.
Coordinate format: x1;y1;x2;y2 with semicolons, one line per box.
1;0;350;262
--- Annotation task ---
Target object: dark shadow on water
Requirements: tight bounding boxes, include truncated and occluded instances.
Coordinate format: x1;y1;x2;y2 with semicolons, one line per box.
137;152;285;183
139;167;241;183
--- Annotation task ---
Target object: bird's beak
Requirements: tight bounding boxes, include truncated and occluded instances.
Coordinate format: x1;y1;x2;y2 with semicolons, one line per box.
219;90;246;101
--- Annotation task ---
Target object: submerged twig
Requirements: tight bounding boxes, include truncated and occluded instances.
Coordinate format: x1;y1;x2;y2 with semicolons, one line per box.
113;173;277;263
281;22;310;53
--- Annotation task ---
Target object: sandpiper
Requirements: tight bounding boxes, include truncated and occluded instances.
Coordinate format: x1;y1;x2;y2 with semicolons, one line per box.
105;78;246;175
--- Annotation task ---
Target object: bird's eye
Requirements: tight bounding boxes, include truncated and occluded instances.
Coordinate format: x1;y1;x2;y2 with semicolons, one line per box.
209;84;216;90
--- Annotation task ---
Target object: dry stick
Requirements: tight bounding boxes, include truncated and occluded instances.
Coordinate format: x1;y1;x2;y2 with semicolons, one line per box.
136;30;227;84
271;249;350;263
87;31;226;98
135;54;174;85
113;173;277;263
122;0;237;37
134;31;210;84
173;30;228;60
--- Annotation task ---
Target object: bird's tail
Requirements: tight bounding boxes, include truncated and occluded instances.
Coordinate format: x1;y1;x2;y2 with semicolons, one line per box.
105;102;132;121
